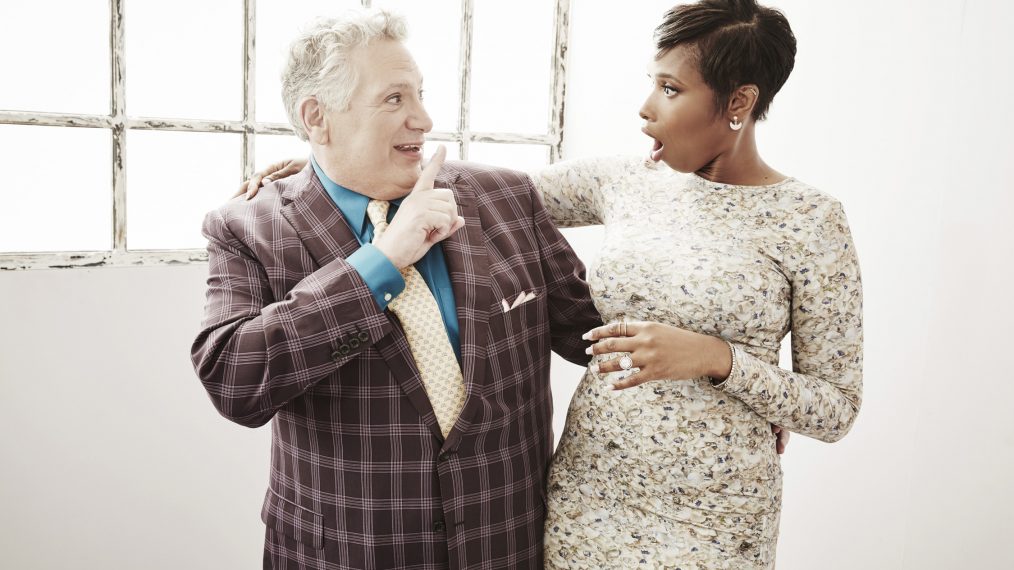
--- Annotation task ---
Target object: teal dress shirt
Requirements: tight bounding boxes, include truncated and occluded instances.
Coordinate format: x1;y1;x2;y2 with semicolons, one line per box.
310;156;461;362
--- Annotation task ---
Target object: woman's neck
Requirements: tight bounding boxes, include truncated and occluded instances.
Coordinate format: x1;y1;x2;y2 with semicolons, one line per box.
694;128;786;186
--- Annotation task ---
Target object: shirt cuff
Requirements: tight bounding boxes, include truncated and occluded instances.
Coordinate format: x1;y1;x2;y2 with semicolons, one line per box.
347;244;405;310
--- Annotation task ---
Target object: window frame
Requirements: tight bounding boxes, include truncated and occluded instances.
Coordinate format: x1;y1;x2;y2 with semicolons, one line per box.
0;0;571;270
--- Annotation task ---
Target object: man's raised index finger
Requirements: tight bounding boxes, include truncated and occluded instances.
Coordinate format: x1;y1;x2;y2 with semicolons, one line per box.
415;145;446;191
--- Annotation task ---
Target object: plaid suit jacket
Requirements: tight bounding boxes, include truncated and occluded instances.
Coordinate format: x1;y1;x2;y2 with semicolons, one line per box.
191;161;601;569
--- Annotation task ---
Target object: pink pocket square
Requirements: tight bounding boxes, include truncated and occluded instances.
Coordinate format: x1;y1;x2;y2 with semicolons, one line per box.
502;291;538;313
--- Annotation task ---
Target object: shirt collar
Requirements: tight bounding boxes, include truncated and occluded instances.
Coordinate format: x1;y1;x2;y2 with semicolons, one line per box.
310;154;370;237
310;154;405;239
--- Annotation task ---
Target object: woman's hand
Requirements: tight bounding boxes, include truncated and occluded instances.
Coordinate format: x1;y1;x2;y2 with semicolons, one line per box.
233;158;308;200
586;320;791;454
584;321;732;390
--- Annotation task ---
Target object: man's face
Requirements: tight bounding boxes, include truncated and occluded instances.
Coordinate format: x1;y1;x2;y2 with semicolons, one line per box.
320;39;432;198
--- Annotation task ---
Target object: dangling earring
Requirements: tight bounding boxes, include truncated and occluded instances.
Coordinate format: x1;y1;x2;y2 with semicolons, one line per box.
729;116;743;131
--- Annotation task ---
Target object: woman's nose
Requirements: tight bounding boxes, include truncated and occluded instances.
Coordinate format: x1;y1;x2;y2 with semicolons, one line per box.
639;99;654;122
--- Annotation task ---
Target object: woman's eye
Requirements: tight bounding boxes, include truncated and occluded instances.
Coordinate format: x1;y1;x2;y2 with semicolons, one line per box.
418;89;425;101
662;85;677;96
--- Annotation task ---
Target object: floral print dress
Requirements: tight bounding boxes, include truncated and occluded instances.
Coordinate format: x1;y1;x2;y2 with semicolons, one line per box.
529;156;863;569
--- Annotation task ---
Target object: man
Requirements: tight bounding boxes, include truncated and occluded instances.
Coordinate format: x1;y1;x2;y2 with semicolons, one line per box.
191;8;600;569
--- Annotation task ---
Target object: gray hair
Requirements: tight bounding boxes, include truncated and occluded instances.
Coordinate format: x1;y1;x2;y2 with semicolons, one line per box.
281;8;409;141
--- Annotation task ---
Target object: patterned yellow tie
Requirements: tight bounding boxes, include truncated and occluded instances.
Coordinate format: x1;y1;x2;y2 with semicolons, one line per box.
367;200;464;438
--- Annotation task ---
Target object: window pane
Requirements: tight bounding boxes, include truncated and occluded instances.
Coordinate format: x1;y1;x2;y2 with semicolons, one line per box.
0;125;111;252
469;0;554;134
255;0;362;125
418;142;461;165
126;131;241;250
0;0;109;115
435;143;461;162
254;134;311;173
126;0;242;120
374;0;462;132
467;142;549;171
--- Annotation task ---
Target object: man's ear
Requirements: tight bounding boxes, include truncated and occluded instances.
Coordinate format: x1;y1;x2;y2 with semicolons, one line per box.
299;97;329;145
727;84;760;125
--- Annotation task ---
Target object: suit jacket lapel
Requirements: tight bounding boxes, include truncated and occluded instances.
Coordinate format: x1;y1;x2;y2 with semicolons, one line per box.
436;170;492;450
278;164;361;268
280;164;443;441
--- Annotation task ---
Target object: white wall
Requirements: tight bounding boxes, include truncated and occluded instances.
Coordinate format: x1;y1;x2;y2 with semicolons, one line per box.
0;265;268;569
2;1;1013;568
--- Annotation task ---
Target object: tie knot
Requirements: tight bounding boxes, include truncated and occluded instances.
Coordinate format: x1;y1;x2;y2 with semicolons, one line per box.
367;199;390;228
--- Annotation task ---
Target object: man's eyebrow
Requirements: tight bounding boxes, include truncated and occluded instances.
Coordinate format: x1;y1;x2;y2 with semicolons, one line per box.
376;81;422;93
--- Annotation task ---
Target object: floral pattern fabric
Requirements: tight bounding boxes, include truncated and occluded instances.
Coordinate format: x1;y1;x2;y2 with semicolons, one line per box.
529;156;863;569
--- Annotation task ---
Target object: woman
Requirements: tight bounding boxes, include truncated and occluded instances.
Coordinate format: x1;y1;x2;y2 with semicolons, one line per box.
243;1;862;567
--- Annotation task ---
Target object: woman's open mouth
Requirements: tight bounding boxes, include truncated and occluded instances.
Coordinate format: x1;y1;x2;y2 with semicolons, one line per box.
650;137;664;162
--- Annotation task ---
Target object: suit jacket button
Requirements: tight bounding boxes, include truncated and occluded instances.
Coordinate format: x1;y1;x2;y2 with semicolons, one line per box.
338;344;351;356
358;331;370;342
331;350;341;360
348;338;360;349
433;520;445;532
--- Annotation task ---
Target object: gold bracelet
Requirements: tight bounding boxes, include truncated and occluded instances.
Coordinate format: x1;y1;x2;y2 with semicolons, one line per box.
710;340;737;387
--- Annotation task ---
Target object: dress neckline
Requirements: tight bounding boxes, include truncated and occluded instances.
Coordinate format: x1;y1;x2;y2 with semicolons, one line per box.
687;171;795;192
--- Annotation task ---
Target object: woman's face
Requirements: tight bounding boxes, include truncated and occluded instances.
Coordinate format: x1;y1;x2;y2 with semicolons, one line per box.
640;45;730;173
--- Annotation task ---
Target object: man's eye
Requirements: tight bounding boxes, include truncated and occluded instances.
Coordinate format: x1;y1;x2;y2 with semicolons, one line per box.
388;94;403;104
418;89;425;101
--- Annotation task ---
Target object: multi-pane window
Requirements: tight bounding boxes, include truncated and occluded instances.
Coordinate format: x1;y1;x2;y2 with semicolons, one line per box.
0;0;570;270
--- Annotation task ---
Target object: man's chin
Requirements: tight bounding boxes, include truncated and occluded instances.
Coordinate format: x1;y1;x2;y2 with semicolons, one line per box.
394;173;422;197
400;167;426;189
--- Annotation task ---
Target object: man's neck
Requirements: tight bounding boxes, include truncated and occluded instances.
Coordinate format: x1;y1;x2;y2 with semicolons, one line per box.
311;152;411;201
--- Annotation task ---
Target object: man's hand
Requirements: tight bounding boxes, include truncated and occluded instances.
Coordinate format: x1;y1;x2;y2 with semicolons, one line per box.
234;158;307;199
772;424;790;454
373;146;465;269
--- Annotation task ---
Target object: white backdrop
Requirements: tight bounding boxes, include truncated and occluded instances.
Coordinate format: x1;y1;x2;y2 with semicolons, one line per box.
2;1;1013;568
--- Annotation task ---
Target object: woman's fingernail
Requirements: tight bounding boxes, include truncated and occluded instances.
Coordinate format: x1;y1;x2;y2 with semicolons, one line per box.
582;331;592;340
585;346;593;355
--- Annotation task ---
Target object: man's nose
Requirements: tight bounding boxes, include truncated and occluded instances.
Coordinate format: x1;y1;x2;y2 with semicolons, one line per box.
408;101;433;133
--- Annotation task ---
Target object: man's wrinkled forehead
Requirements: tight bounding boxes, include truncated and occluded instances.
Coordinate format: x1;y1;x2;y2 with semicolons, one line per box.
354;41;424;94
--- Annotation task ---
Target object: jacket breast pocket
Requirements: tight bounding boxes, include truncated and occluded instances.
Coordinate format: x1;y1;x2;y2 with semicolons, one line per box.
491;284;544;335
261;488;323;549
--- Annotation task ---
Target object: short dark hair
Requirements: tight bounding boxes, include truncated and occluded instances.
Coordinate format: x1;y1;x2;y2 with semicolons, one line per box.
654;0;796;121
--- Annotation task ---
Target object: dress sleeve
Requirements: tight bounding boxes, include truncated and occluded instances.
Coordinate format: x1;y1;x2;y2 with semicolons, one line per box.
527;156;626;228
716;200;864;443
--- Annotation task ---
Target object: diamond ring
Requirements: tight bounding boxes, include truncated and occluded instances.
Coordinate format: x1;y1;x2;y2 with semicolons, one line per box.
619;355;634;370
